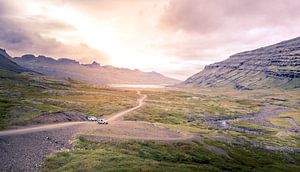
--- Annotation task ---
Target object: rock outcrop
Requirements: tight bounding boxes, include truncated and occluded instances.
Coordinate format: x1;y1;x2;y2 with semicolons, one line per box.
182;37;300;89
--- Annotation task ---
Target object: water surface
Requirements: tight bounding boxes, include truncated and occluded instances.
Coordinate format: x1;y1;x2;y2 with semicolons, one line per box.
109;84;167;88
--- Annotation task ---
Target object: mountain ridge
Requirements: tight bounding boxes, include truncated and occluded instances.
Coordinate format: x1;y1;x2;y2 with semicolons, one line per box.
182;37;300;89
7;49;179;85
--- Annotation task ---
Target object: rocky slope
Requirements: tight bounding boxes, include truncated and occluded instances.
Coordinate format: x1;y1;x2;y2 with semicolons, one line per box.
182;37;300;89
0;48;32;73
8;51;179;85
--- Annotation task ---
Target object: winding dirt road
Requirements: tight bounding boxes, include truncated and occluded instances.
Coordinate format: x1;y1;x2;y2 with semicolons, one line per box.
0;91;192;171
107;91;147;122
0;91;147;137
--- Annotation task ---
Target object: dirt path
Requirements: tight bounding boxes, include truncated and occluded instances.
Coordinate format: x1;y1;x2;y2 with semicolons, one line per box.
0;90;192;171
0;122;87;137
107;91;147;122
83;121;193;142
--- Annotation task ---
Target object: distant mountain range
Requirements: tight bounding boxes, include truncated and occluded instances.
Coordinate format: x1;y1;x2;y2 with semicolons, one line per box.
182;37;300;89
0;49;179;85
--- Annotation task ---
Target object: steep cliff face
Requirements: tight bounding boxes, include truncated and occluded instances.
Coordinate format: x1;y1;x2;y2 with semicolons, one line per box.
183;37;300;89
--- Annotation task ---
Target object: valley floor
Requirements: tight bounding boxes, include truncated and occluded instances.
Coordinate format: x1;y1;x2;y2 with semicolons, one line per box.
42;87;300;172
0;72;300;171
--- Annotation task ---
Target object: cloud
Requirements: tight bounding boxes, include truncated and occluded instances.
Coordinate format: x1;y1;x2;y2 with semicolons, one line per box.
25;16;77;32
0;17;108;63
0;0;108;63
160;0;300;34
158;0;300;60
0;0;299;80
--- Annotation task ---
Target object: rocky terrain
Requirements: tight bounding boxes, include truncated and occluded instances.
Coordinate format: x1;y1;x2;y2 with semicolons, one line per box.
6;50;179;85
183;37;300;89
0;122;92;171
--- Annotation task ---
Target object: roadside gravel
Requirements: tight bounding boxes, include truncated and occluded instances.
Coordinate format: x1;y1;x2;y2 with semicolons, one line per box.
0;122;96;171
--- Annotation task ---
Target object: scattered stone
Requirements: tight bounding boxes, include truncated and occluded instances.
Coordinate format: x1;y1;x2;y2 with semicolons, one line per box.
187;116;197;122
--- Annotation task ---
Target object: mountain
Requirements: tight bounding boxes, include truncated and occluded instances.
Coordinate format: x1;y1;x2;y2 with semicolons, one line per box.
182;37;300;89
11;52;179;85
82;61;101;68
0;48;32;73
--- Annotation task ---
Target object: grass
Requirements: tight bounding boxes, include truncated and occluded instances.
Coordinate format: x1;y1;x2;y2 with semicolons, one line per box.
0;99;14;130
229;120;277;133
267;116;292;128
278;108;300;126
125;89;263;129
41;137;300;172
0;71;138;129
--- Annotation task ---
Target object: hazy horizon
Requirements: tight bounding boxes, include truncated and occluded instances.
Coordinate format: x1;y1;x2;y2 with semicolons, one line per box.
1;0;300;80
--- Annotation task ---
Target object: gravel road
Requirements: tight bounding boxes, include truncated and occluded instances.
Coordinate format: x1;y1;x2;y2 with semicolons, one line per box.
0;91;192;171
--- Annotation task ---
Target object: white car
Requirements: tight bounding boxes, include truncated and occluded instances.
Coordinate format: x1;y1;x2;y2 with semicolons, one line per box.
87;116;98;121
97;119;108;124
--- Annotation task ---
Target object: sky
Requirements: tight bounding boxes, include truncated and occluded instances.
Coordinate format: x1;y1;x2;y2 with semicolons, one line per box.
0;0;300;80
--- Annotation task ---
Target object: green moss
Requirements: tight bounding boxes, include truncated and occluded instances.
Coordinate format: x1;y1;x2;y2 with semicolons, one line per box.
0;98;14;129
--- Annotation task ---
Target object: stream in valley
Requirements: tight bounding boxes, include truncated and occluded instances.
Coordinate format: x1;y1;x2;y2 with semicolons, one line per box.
205;106;290;135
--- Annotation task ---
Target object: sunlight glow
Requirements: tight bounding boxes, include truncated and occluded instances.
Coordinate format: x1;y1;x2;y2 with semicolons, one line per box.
18;0;207;77
40;4;158;70
46;6;122;54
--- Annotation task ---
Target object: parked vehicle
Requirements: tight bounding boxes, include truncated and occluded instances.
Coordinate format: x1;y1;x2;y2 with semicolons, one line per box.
97;119;108;124
87;116;98;121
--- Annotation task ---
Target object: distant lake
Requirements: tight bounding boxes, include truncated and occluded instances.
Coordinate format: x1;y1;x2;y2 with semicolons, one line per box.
109;84;169;88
